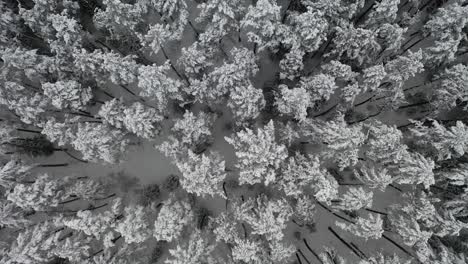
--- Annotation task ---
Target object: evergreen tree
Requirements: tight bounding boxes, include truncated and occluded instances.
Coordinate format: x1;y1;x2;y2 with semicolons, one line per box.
225;121;288;186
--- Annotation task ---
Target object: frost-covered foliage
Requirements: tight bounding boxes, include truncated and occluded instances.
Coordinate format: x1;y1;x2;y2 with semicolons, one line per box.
241;0;282;51
42;80;92;110
165;230;216;264
227;82;265;125
336;213;384;240
98;99;164;139
234;194;293;241
276;85;311;121
306;116;366;169
333;187;373;211
225;121;287;185
137;62;183;111
431;63;468;111
175;150;226;198
2;0;468;263
299;73;338;105
410;120;468;161
7;173;63;210
172;110;215;149
153;198;193;242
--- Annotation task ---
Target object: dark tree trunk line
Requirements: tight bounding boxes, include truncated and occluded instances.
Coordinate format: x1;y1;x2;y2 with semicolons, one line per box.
328;227;363;259
303;239;323;264
297;249;312;264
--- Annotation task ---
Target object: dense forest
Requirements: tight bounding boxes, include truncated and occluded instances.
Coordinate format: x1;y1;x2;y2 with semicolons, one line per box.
1;0;468;263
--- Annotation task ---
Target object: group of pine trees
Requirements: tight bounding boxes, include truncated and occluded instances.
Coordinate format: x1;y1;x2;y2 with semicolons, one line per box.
0;0;468;263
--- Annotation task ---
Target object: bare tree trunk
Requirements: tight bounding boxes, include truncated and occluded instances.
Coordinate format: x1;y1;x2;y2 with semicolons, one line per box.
64;150;88;163
382;233;414;257
316;201;356;224
397;101;429;110
354;95;376;107
365;208;387;215
16;128;42;134
296;252;304;264
401;37;425;54
38;163;69;168
188;21;199;38
313;103;338;118
297;249;312;264
328;227;363;259
350;242;367;259
160;45;190;85
303;239;323;264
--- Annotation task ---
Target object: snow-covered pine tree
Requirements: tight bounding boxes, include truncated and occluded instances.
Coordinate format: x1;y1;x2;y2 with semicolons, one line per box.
227;81;265;125
165;230;217;264
336;213;384;240
275;84;311;122
42;80;92;110
175;150;226;198
332;187;373;211
137;62;183;112
234;194;293;241
410;120;468;161
225;120;288;186
153;198;193;242
240;0;282;52
431;63;468;111
305;116;366;169
98;98;164;139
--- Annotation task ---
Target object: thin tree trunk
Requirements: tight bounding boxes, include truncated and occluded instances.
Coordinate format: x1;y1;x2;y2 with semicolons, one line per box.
63;111;96;119
297;249;312;264
58;231;74;241
282;0;293;23
338;183;364;186
389;184;403;192
328;227;363;259
313;103;337;118
365;208;387;215
397;101;429;110
242;223;248;238
38;163;69;168
79;202;108;212
119;84;145;103
403;83;425;92
401;37;425;54
350;242;367;259
111;235;122;243
160;45;189;84
303;239;324;264
90;249;104;258
292;219;304;227
92;99;105;105
348;108;383;125
316;201;355;224
64;150;88;163
296;253;304;264
100;89;115;99
354;94;376;107
188;21;199;38
222;182;229;209
16;128;42;134
382;233;413;257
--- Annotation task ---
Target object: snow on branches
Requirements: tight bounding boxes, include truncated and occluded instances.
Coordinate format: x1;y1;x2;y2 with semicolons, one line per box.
225;120;287;186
